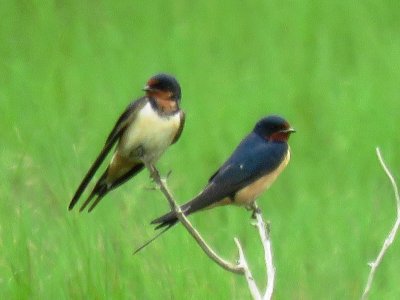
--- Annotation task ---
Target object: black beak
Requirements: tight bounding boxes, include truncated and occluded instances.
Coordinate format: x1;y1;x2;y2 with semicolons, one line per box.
143;85;157;92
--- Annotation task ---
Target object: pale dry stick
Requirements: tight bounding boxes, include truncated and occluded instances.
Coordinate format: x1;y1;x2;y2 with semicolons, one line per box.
234;237;262;300
253;203;276;300
146;163;244;274
146;163;276;299
361;147;400;300
233;204;276;300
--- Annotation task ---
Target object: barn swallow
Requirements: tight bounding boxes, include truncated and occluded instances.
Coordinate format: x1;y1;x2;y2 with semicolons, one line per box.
69;73;185;212
134;115;295;253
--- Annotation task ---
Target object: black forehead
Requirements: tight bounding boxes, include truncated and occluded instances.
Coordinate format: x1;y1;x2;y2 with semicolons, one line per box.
148;73;178;88
259;115;289;128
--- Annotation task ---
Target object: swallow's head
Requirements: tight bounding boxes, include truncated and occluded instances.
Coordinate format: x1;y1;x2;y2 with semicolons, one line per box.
254;115;295;142
143;73;181;102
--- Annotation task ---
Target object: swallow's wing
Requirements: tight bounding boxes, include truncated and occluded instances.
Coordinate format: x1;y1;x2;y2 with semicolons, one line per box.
171;110;185;144
184;134;288;211
68;97;148;210
151;134;288;227
104;97;148;144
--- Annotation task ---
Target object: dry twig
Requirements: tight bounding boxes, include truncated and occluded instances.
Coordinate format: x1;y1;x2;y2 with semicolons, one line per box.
235;237;262;300
145;163;276;299
146;163;242;274
361;147;400;299
253;204;275;299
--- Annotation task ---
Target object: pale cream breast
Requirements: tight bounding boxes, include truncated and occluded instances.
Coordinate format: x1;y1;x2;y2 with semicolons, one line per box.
234;148;291;205
118;102;180;162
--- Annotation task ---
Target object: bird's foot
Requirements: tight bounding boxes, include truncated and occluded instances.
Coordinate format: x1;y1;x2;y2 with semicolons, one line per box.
246;202;261;219
146;164;173;191
147;165;171;181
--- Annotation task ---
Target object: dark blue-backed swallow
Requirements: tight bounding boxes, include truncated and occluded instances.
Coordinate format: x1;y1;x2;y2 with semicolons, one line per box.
68;73;185;212
133;115;295;253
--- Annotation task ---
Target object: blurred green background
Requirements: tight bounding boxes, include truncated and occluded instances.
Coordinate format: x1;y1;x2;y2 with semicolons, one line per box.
1;0;400;299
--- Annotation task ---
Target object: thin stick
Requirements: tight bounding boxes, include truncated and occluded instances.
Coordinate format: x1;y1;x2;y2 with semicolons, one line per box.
145;163;276;299
235;237;262;300
252;203;275;300
146;163;244;274
361;147;400;299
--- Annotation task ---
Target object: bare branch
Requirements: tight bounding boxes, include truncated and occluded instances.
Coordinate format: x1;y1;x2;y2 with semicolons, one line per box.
376;148;400;214
145;163;276;299
234;205;275;300
234;238;262;300
252;203;275;300
146;163;244;274
361;147;400;299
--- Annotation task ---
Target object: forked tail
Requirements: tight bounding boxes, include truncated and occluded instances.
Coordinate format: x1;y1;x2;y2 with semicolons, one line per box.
133;224;175;255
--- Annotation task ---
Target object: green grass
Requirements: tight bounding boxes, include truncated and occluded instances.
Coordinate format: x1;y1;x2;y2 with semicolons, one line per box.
1;0;400;299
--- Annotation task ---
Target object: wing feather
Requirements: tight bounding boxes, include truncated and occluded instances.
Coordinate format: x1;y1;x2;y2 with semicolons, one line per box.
68;97;148;210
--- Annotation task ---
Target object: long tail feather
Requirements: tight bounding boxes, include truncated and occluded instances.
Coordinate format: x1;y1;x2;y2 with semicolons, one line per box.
79;163;144;212
151;202;193;229
79;192;96;212
69;141;116;210
133;225;174;255
87;193;106;212
79;172;108;212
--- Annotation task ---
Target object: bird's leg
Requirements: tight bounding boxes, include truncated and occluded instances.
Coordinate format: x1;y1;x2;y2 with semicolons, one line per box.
146;163;171;190
246;202;261;219
150;166;172;182
149;164;160;179
145;163;161;188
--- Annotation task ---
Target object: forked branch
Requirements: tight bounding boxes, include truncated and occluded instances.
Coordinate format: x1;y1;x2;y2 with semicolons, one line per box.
146;163;276;299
